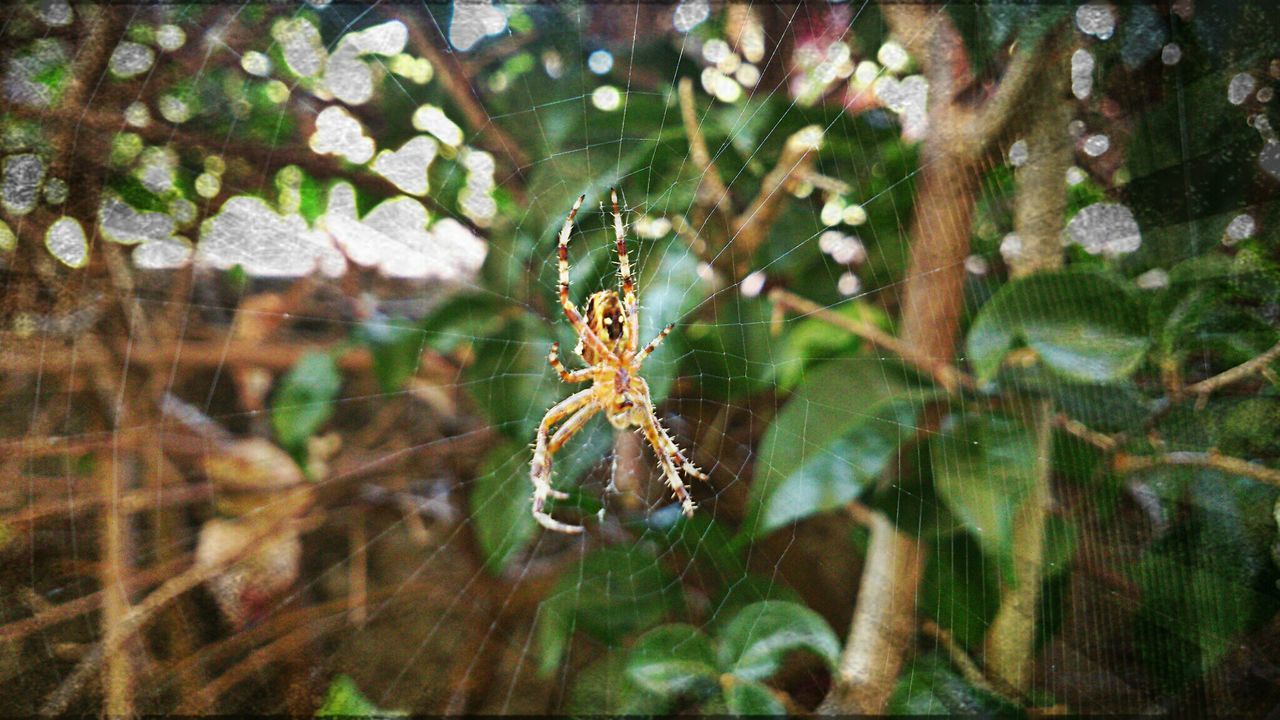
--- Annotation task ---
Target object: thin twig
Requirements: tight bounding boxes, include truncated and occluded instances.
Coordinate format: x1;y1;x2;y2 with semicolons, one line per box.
731;126;821;279
1185;339;1280;398
678;77;736;223
1114;451;1280;488
1051;414;1117;452
921;620;1009;702
770;289;976;394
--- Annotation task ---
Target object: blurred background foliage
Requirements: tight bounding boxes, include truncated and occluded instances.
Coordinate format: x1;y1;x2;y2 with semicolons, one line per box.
1;0;1279;715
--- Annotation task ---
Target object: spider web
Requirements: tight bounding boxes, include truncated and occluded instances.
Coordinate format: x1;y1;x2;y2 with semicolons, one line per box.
2;0;1279;715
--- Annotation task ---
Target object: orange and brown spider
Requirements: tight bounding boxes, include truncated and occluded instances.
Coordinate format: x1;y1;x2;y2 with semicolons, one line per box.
530;189;708;534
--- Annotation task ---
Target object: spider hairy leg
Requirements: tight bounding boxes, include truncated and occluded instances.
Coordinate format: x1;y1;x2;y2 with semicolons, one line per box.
637;412;698;517
610;188;640;353
548;342;591;383
636;323;674;364
531;387;596;534
557;194;613;361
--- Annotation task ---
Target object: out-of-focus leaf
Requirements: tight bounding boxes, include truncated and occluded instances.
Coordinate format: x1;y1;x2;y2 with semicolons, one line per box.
709;576;804;634
997;364;1151;434
470;441;538;574
1132;470;1280;691
684;295;776;401
919;534;1000;651
464;311;561;439
536;545;682;674
948;3;1070;76
887;653;1018;714
625;624;719;699
271;351;341;459
567;652;672;715
715;600;840;681
643;509;747;583
774;301;889;392
634;236;708;404
749;358;937;537
315;674;404;717
967;269;1149;384
722;677;786;715
930;413;1038;582
354;315;425;393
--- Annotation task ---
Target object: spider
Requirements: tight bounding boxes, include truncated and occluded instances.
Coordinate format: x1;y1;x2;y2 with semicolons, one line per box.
530;189;708;534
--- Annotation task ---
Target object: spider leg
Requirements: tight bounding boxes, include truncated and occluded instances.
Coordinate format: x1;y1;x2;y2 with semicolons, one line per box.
610;188;641;355
531;387;596;533
636;407;698;517
558;194;614;361
548;342;592;383
635;323;674;364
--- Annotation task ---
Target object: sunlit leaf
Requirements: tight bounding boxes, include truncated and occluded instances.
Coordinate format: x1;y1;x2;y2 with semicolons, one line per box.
316;674;405;717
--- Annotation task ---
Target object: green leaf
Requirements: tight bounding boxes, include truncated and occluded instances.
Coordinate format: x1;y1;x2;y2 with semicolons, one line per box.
930;413;1038;582
633;236;708;404
464;311;563;439
271;351;341;459
315;675;404;717
967;269;1150;384
625;624;719;699
709;576;804;635
683;295;776;401
715;601;840;681
354;316;426;393
749;359;938;537
723;678;786;716
536;545;682;674
774;301;888;392
566;652;672;715
919;534;1000;651
470;441;538;574
1132;470;1280;691
887;653;1018;715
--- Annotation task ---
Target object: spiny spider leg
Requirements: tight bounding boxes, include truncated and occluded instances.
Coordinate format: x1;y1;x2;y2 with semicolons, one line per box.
531;387;595;533
557;194;615;361
548;342;592;383
635;323;674;364
610;188;640;355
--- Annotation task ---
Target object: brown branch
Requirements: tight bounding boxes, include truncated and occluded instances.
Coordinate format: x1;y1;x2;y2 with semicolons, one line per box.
176;615;344;714
1184;339;1280;398
678;77;736;228
730;126;822;280
0;554;189;644
922;620;1009;702
819;508;926;714
769;288;976;394
1114;451;1280;488
4;483;210;531
1052;413;1118;452
98;456;133;716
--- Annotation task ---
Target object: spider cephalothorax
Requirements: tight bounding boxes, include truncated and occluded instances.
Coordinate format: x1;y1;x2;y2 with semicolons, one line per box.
529;189;708;534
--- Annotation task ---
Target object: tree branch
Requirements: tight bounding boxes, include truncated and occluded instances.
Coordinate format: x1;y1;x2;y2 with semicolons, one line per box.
1184;339;1280;398
769;288;976;394
1114;451;1280;489
819;508;925;714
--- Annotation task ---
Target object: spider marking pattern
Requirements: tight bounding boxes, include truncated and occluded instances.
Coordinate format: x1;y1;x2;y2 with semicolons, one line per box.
529;189;708;534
